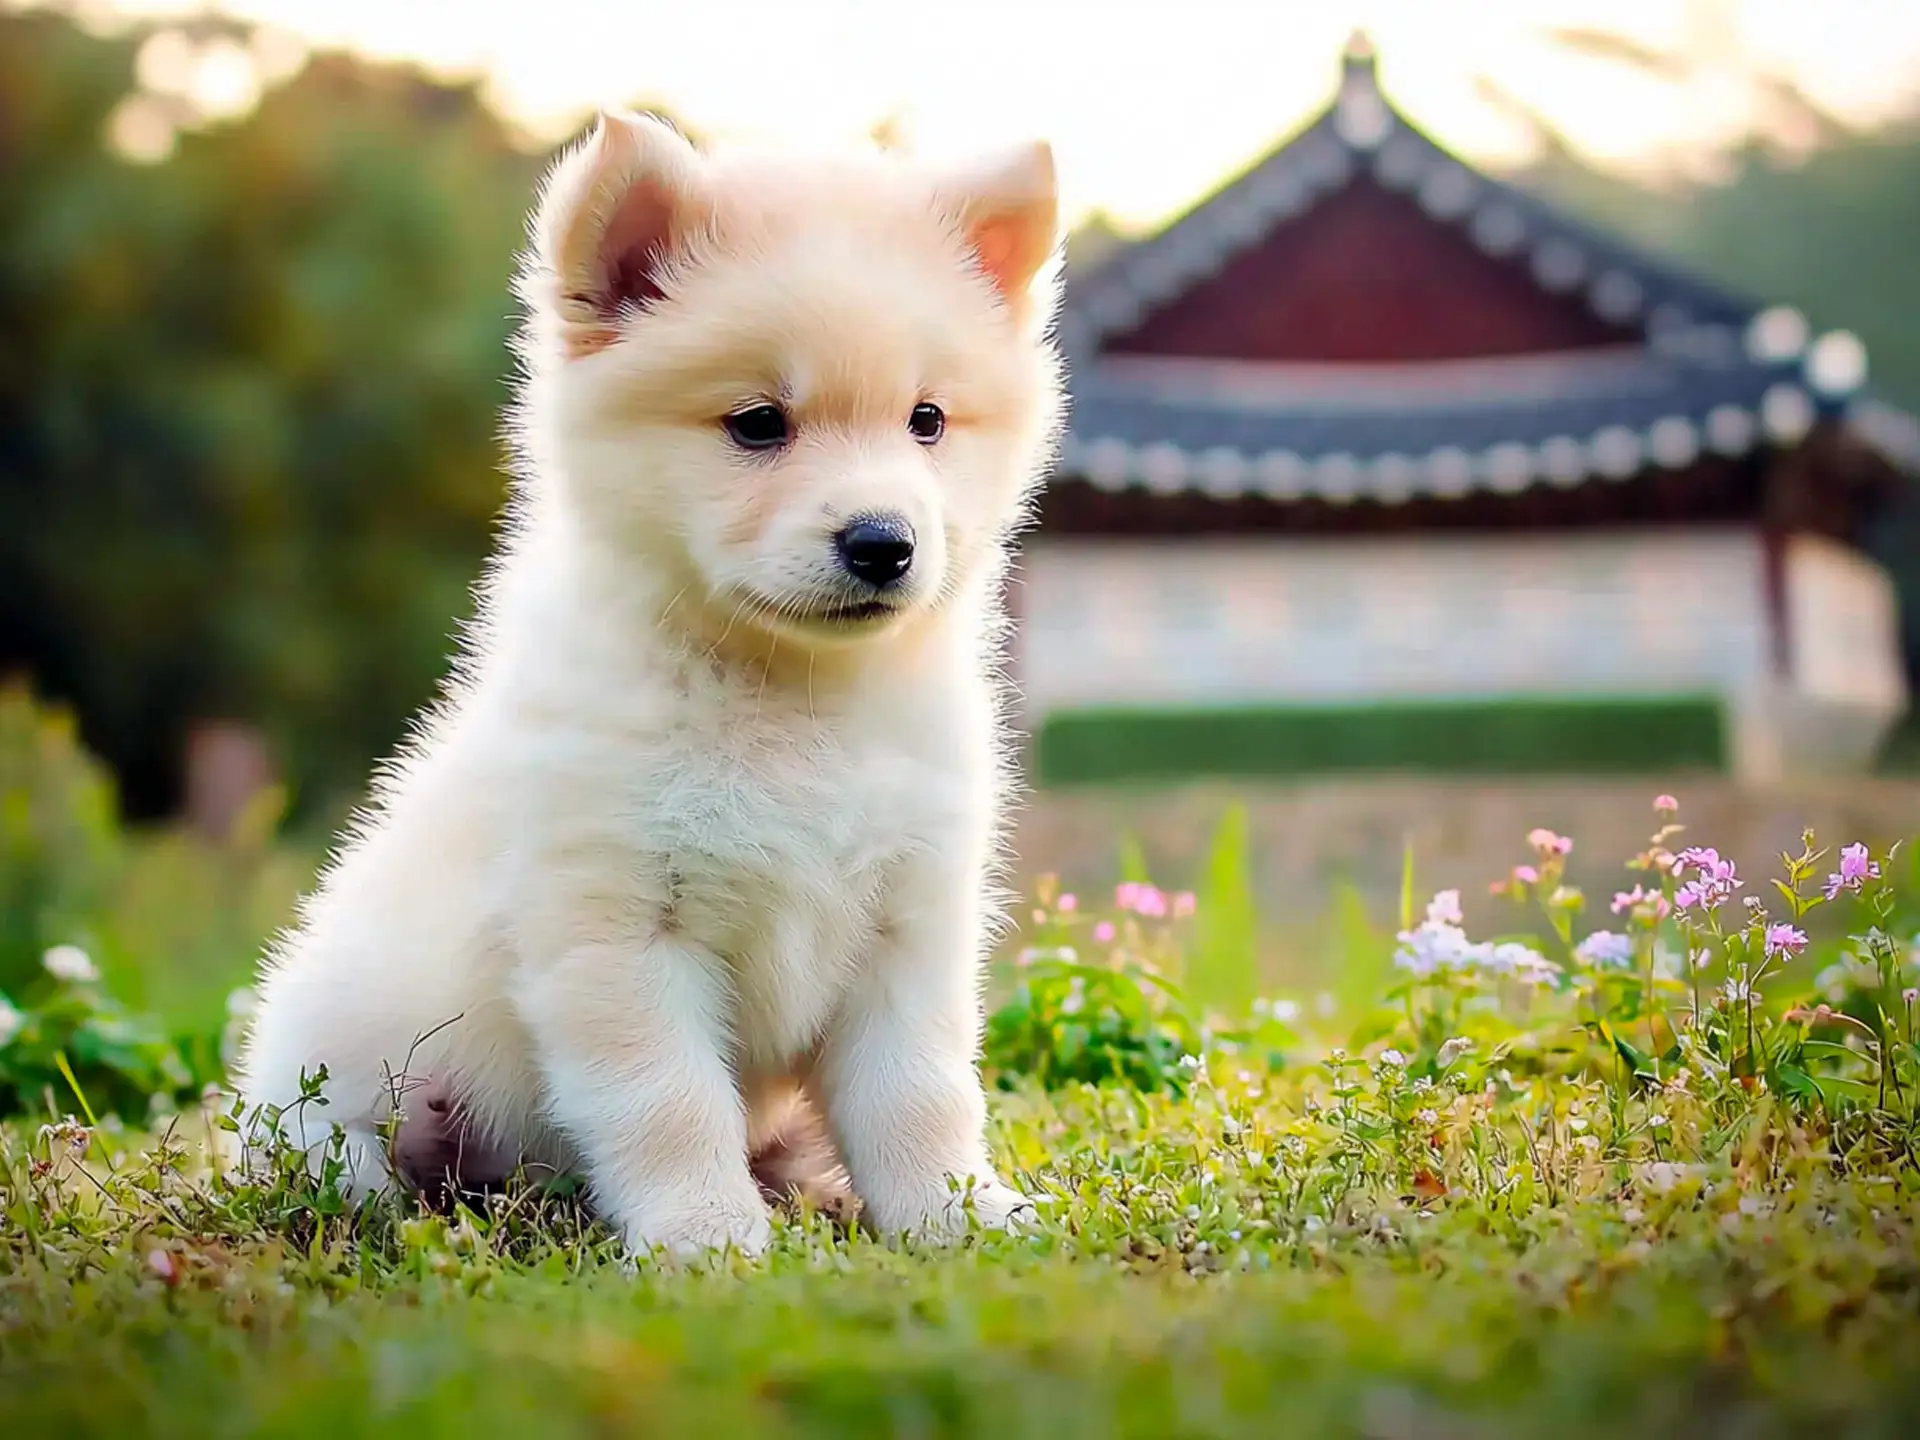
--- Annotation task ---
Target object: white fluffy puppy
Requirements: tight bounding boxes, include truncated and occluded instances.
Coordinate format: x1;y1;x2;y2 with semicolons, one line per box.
233;111;1065;1257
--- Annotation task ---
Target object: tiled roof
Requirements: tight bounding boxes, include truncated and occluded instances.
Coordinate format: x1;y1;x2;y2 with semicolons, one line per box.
1061;348;1852;502
1055;36;1919;502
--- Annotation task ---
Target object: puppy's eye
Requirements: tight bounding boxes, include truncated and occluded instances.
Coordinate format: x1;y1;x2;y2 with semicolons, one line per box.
723;404;791;452
907;402;945;444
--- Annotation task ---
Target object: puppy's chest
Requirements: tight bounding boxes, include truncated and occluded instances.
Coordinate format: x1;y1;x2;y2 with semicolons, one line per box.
639;709;939;960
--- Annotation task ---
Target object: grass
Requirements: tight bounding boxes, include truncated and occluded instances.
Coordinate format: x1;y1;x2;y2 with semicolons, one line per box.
5;683;1920;1436
4;1068;1919;1438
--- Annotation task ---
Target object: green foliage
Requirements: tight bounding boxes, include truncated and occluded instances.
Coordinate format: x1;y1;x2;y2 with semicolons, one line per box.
0;953;196;1125
983;953;1208;1094
0;685;309;1119
1185;802;1260;1013
0;681;124;998
0;9;541;816
1033;697;1727;785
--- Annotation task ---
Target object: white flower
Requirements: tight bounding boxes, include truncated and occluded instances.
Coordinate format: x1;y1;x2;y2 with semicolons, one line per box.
1435;1036;1473;1069
1425;889;1464;927
43;945;99;985
1488;942;1561;986
1393;918;1489;977
1252;996;1301;1023
0;996;24;1047
1574;930;1634;969
1377;1048;1408;1068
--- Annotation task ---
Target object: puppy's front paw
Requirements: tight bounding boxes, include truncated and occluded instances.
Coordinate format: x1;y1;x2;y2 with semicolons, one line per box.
619;1194;773;1262
908;1176;1034;1242
955;1177;1035;1232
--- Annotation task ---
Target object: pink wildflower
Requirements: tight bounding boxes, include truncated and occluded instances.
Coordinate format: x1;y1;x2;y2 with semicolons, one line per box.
1513;865;1539;885
1673;847;1742;913
1057;893;1077;914
1822;843;1881;901
1172;891;1197;919
1654;794;1679;813
1764;923;1809;959
1611;885;1672;921
1093;920;1116;944
1527;828;1573;857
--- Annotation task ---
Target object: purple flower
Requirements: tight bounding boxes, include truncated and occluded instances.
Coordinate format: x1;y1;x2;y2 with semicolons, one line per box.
1093;920;1116;944
1822;843;1881;900
1764;924;1809;959
1426;889;1464;926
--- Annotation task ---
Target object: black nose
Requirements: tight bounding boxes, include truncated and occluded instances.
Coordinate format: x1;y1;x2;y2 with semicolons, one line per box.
834;516;915;589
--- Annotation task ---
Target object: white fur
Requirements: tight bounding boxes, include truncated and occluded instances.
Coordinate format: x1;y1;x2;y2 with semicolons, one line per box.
233;112;1065;1257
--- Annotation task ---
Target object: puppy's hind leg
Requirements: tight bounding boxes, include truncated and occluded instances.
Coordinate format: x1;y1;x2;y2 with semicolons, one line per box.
389;1074;523;1212
749;1088;857;1225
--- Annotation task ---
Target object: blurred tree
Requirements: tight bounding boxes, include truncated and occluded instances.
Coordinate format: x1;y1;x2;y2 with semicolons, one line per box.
1;7;544;818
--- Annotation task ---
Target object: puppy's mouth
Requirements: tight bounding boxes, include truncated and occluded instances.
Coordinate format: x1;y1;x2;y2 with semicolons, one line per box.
735;591;905;633
814;598;899;625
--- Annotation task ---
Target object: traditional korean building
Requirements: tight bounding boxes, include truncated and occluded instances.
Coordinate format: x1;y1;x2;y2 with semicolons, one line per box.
1018;35;1918;785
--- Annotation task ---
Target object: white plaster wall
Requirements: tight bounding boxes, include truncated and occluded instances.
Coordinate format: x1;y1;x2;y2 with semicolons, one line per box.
1018;530;1772;710
1012;528;1908;776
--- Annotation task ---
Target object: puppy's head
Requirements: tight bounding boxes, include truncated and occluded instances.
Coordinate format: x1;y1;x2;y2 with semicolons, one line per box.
514;112;1064;648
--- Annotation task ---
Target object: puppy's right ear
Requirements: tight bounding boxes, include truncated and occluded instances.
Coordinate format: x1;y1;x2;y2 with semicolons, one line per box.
531;111;708;354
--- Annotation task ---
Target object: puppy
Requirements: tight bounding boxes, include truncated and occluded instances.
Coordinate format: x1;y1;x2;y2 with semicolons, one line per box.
232;110;1065;1257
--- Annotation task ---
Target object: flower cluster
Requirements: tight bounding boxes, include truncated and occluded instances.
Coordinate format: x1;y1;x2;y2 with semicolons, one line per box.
1610;884;1671;922
1673;847;1743;914
1394;890;1560;985
1114;883;1196;920
1573;930;1634;969
1823;843;1881;900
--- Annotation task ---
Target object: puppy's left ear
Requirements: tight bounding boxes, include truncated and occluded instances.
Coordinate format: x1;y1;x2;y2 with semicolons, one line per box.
936;140;1061;313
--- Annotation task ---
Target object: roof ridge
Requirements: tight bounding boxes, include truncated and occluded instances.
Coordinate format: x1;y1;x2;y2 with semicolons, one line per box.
1063;45;1793;368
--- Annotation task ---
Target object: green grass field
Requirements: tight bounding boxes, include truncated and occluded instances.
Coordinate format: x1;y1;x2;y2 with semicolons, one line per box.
5;1067;1919;1439
4;687;1920;1437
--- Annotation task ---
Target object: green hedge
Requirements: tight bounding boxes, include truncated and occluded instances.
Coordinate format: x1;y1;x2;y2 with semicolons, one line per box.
1032;696;1727;786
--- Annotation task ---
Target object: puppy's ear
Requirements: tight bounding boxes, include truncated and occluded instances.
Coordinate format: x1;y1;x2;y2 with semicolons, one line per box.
532;110;707;353
935;140;1060;312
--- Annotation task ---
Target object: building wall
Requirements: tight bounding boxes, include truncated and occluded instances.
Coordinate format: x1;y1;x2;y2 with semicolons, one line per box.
1014;528;1907;776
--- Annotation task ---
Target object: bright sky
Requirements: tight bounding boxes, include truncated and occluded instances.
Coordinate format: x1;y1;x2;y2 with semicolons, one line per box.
53;0;1920;230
